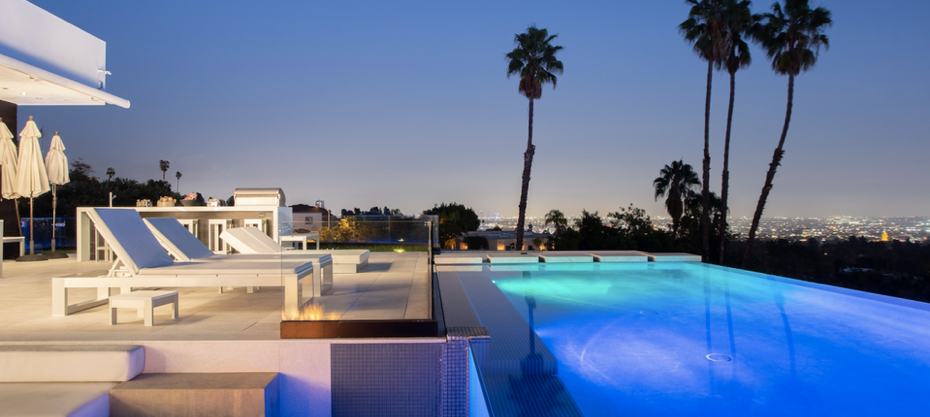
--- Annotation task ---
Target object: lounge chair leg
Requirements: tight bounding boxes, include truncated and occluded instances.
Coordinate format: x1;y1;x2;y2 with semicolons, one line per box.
218;287;224;294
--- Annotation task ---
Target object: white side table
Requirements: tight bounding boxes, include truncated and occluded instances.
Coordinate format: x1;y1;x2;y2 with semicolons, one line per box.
109;290;179;326
279;233;321;251
2;236;25;257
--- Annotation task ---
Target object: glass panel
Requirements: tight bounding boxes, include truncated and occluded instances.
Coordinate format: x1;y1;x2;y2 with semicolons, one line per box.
279;218;433;322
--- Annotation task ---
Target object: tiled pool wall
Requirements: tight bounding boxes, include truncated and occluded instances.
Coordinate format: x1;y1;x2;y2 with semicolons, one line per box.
328;329;486;417
436;269;585;416
332;343;443;415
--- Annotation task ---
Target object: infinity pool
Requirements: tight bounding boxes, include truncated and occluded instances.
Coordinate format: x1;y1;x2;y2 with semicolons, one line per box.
465;262;930;416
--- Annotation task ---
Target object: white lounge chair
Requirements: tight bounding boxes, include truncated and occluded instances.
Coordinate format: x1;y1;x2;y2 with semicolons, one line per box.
53;209;315;319
142;217;333;296
221;226;370;273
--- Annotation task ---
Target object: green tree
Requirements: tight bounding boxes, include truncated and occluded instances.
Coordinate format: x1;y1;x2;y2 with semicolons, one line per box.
106;167;115;182
608;204;672;252
680;0;728;261
680;190;725;259
544;209;568;234
718;0;754;264
159;160;170;181
175;171;182;192
653;160;700;236
423;202;480;248
574;210;609;250
542;209;568;250
743;0;832;266
506;26;564;252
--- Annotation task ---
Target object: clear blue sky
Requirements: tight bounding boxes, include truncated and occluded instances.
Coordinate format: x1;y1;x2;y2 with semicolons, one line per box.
22;0;930;218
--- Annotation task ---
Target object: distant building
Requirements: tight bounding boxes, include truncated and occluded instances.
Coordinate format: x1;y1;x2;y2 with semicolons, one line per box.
455;230;551;251
290;204;335;233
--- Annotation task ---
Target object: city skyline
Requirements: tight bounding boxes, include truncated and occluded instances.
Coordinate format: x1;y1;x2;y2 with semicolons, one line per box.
480;214;930;243
20;0;930;219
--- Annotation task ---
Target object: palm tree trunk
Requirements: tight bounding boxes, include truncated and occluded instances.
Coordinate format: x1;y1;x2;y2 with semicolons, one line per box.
701;60;712;262
516;98;535;251
743;74;794;267
719;71;736;264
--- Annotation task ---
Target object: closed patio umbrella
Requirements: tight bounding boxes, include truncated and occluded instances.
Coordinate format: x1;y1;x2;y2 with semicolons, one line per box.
45;131;69;258
15;116;49;261
0;118;18;200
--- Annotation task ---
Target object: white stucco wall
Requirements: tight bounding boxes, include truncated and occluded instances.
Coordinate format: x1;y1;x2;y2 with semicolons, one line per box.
0;0;108;89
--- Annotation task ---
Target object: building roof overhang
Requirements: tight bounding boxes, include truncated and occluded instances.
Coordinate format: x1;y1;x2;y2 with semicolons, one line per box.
0;53;130;108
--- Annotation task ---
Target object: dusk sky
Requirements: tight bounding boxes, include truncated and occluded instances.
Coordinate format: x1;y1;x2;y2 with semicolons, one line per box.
22;0;930;219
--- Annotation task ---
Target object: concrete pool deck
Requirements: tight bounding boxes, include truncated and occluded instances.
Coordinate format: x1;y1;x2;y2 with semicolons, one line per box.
0;251;441;417
0;252;431;342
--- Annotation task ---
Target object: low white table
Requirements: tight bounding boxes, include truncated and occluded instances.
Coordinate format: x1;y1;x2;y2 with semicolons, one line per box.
109;290;179;326
279;232;320;250
2;236;25;257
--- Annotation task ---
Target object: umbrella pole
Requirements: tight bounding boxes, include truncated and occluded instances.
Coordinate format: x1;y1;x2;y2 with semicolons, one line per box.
51;185;56;252
29;196;34;255
46;185;66;259
16;195;47;261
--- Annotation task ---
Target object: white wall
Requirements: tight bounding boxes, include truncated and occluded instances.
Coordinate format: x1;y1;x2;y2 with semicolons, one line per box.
0;0;108;89
294;213;323;232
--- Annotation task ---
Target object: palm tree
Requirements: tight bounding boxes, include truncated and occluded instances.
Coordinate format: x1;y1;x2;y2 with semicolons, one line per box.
718;0;754;264
680;0;727;261
175;171;182;192
506;26;564;251
743;0;831;266
106;167;115;182
653;160;701;236
159;160;169;181
544;209;568;234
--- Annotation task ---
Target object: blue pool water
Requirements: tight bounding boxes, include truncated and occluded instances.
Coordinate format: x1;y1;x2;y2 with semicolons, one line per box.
473;262;930;416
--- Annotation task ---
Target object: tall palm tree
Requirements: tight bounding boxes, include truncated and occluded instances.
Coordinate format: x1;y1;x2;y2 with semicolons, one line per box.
718;0;754;264
506;26;564;251
743;0;831;266
680;0;728;261
159;160;169;181
653;160;701;236
175;171;182;192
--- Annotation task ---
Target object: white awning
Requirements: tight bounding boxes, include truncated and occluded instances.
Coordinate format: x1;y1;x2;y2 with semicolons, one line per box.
0;53;130;108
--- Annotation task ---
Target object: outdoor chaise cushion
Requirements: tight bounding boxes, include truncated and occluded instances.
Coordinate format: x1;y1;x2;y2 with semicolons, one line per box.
221;226;370;265
90;209;312;277
143;217;333;295
143;217;332;265
76;209;318;315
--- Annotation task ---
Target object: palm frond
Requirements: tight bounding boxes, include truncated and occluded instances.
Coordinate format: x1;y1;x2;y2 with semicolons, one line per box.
752;0;832;76
505;25;564;100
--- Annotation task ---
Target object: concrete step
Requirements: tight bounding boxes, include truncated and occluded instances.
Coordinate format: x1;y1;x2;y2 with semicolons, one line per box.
109;373;279;417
